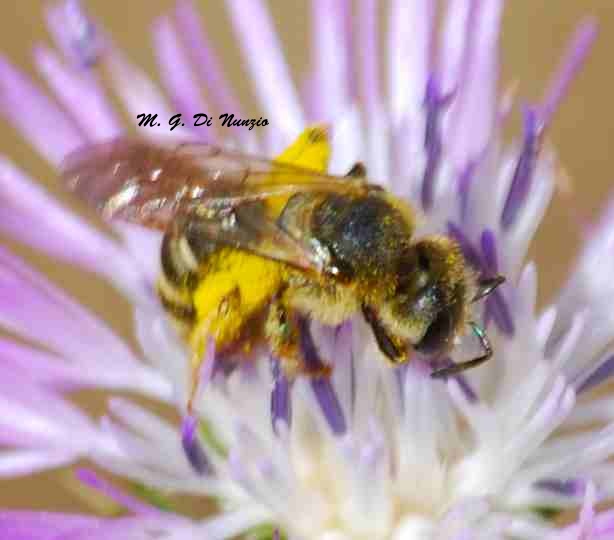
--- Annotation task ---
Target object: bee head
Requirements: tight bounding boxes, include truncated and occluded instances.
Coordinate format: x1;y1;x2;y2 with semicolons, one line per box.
371;236;468;361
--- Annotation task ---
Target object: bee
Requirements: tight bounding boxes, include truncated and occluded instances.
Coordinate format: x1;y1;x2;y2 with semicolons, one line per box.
61;126;503;410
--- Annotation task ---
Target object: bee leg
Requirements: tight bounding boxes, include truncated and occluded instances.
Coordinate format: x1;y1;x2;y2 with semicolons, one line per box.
266;301;332;379
472;275;505;303
362;304;408;364
346;162;367;178
186;327;214;414
430;322;492;379
186;287;241;413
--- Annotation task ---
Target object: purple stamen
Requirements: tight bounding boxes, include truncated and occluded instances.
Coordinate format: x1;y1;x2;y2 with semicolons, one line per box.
457;161;476;222
75;468;161;515
480;229;515;335
311;378;347;435
479;229;499;273
181;414;211;475
421;76;450;210
540;20;598;130
447;222;482;269
576;354;614;394
174;0;245;117
501;106;541;230
51;0;103;68
298;317;347;435
270;357;292;434
535;478;587;497
431;357;478;402
485;290;515;336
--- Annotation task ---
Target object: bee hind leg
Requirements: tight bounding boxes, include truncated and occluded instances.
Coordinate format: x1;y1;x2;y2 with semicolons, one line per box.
265;301;332;379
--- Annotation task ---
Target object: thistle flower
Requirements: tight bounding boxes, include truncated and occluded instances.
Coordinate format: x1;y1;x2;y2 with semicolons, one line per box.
0;1;613;539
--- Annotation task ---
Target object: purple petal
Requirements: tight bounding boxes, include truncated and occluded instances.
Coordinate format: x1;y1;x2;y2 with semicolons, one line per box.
535;477;586;497
181;415;211;475
270;357;292;434
0;512;100;540
421;76;447;210
0;55;84;165
309;0;351;121
174;0;245;116
0;247;141;372
225;0;304;139
485;290;515;336
311;378;347;436
447;222;482;269
45;0;105;68
457;161;476;221
388;0;434;120
501;106;541;229
0;339;128;391
540;19;597;129
102;47;185;139
0;159;152;297
152;16;215;142
357;0;380;118
445;0;503;167
297;318;346;435
431;358;478;402
112;223;162;287
480;229;499;274
438;0;475;95
0;512;186;540
76;469;161;516
576;354;614;394
33;46;122;140
0;373;104;475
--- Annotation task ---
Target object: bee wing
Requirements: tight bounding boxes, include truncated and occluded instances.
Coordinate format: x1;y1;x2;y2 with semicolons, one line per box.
60;137;368;275
182;202;335;274
60;137;370;228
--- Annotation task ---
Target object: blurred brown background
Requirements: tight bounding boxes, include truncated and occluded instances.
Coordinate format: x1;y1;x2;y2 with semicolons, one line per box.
0;0;613;514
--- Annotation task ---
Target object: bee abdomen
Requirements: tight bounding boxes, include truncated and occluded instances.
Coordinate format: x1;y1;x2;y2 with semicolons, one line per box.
158;290;197;323
160;230;201;289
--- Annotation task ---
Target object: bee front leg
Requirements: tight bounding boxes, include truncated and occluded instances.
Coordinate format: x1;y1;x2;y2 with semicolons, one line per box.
346;162;367;178
265;300;332;379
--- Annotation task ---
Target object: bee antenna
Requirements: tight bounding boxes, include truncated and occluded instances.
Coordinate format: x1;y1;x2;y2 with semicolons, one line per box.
430;322;493;379
472;275;505;303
